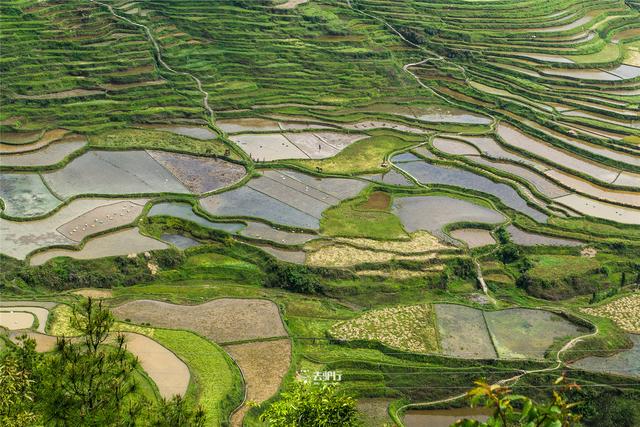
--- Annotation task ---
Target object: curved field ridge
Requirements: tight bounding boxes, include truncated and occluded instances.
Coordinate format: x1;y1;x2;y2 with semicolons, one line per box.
122;332;190;399
112;299;288;343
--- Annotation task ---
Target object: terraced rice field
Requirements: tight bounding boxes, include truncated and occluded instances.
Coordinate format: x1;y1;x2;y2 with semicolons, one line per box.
202;170;367;229
2;0;640;422
571;334;640;378
29;227;167;266
393;196;505;242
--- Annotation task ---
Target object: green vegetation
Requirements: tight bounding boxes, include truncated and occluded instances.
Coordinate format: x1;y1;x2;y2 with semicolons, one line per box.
89;129;228;156
258;382;360;427
321;191;408;239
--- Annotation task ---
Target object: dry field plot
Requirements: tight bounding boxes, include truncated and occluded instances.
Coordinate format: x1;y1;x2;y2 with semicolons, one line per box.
331;305;439;353
305;244;440;268
0;311;35;330
582;294;640;333
147;150;246;194
0;129;70;154
57;201;145;242
113;299;287;343
225;339;291;427
71;289;113;299
9;331;57;352
122;332;190;399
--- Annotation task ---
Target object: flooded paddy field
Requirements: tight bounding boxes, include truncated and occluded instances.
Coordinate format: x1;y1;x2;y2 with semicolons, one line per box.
553;193;640;225
148;202;245;233
506;225;582;246
396;160;548;222
545;170;640;207
57;200;145;242
0;139;86;167
484;308;589;359
159;233;200;249
150;125;217;140
432;137;481;155
571;334;639;378
230;132;365;161
0;173;62;217
393;196;505;242
361;103;491;125
0;311;35;330
435;304;497;359
496;124;635;185
42;151;189;198
0;198;148;259
8;331;57;352
240;221;316;245
366;169;412;186
0;306;49;333
450;228;496;248
29;227;167;266
469;156;570;199
255;244;306;264
202;170;366;229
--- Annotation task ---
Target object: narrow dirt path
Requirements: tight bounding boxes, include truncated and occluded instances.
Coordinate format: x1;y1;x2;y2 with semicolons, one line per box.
90;0;215;125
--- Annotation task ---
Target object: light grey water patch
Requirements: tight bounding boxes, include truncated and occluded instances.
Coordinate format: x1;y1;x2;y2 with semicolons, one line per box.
160;233;201;249
435;304;497;359
397;161;548;222
43;151;189;198
506;225;582;246
152;126;217;140
148;202;246;233
240;222;317;245
365;170;412;186
392;152;422;163
571;334;639;378
0;173;62;217
0;140;86;167
392;196;505;242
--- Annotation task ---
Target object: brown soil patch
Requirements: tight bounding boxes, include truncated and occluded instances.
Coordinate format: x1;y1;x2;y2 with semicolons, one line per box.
147;150;246;194
72;289;113;299
581;247;597;258
360;191;391;210
113;299;287;343
225;339;291;427
9;331;57;352
123;332;190;399
14;89;104;100
0;129;69;154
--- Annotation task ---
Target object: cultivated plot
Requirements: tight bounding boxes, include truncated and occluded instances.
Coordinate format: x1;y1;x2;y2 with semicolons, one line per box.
571;334;639;378
147;150;246;194
112;298;288;344
225;339;292;426
148;202;245;233
0;139;86;167
201;170;366;229
450;229;496;248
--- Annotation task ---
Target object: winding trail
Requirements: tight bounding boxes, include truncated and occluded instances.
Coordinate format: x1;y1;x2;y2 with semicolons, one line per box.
90;0;215;125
